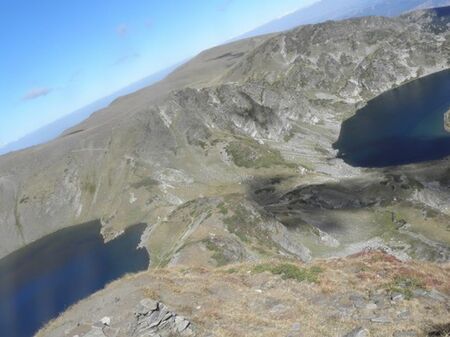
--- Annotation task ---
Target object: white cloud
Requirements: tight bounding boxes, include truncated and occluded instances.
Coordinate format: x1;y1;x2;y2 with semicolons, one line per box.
116;23;129;37
22;87;52;101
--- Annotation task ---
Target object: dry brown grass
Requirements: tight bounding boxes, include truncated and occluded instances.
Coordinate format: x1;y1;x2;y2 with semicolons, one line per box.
37;251;450;337
136;252;449;337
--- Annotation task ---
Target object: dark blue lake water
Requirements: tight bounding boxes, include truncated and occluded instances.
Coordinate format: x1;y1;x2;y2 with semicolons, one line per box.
333;69;450;167
0;222;149;337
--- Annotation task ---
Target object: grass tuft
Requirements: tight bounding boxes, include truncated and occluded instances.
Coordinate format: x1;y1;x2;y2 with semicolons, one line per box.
204;239;232;267
253;263;323;283
387;276;425;300
217;202;229;215
428;323;450;337
225;139;296;169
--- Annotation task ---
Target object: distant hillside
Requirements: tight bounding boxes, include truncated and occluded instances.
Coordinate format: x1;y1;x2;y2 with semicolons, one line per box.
4;1;450;156
0;64;179;156
240;0;450;38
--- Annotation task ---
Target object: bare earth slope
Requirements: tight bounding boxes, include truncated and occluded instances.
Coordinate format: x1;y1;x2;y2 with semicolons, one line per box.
0;8;449;268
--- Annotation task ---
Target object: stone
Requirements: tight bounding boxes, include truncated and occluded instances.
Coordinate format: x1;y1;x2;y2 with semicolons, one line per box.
100;316;111;326
397;310;410;320
270;304;288;313
175;316;190;332
365;303;377;310
391;293;404;302
137;298;159;314
371;294;387;308
182;327;194;336
412;289;427;297
84;327;105;337
291;322;301;331
343;327;370;337
393;330;418;337
163;312;174;321
336;306;354;318
370;316;392;324
148;311;165;328
425;289;448;302
349;294;366;309
130;300;194;337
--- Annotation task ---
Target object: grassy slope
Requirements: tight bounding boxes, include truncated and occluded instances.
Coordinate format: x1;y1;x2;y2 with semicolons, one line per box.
37;251;450;337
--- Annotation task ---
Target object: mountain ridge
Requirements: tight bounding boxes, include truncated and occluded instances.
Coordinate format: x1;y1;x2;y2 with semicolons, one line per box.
4;0;450;155
240;0;450;38
0;7;448;267
0;63;180;156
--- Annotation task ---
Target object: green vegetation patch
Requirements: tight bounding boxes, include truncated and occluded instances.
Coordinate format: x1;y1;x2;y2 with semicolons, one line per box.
386;276;425;300
223;205;259;243
19;195;30;204
225;139;296;169
253;263;323;283
130;177;159;190
217;202;229;215
223;204;279;255
82;181;96;195
204;239;232;267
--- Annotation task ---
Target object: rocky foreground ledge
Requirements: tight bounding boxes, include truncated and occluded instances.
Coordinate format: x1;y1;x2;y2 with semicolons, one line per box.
37;251;449;337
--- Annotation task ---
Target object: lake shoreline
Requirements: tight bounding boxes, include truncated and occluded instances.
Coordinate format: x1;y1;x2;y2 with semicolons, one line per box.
0;221;149;337
334;69;450;168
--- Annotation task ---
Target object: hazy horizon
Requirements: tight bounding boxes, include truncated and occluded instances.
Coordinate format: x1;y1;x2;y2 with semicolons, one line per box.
0;0;318;147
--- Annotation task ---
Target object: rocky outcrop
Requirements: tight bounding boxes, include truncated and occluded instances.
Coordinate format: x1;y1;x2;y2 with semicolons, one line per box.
56;299;195;337
130;299;194;337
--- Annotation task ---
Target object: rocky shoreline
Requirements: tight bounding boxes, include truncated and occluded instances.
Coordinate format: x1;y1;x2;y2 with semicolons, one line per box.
445;109;450;132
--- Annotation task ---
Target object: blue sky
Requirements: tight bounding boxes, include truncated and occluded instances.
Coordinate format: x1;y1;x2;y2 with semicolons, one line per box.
0;0;316;145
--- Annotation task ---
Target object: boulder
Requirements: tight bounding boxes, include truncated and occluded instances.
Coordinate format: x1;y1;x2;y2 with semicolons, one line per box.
129;298;194;337
343;327;370;337
100;316;111;326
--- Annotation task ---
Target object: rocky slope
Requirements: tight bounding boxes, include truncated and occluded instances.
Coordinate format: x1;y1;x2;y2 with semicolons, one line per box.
37;251;450;337
0;8;449;268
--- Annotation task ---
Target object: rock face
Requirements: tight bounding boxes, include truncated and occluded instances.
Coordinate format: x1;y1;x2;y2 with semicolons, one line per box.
130;299;194;336
45;298;196;337
0;8;449;264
